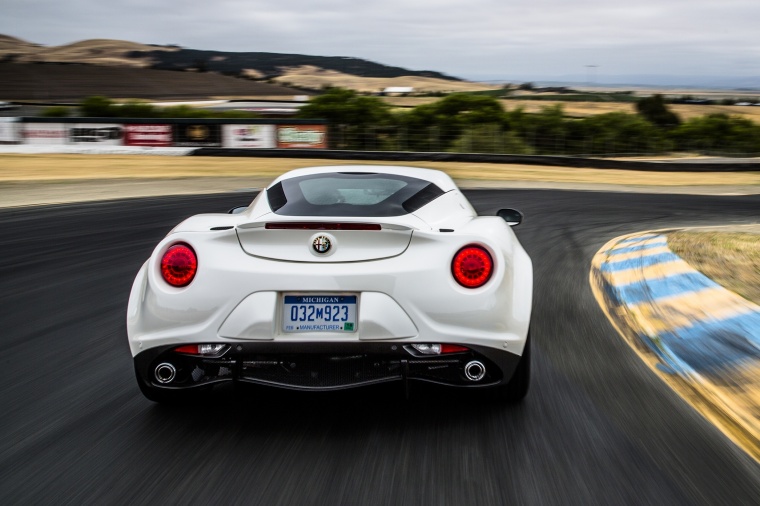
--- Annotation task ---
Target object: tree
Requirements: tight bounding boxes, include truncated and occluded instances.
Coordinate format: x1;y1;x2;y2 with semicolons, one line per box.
506;105;568;154
570;112;670;155
636;94;681;128
397;94;506;150
296;87;392;126
670;114;760;155
297;87;393;149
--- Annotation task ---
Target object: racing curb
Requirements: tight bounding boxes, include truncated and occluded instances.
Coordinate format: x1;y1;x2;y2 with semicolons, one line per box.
590;230;760;461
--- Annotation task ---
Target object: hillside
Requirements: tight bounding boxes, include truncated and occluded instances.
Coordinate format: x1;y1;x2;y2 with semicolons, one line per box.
0;35;497;98
0;62;307;101
131;47;460;82
271;66;498;93
0;35;177;67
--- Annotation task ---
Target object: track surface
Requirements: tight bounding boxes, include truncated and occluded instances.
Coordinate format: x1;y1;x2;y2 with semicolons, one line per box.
1;190;759;505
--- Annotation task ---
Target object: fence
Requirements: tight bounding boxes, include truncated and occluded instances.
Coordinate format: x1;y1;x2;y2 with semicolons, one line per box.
0;118;328;150
327;124;760;158
3;118;760;158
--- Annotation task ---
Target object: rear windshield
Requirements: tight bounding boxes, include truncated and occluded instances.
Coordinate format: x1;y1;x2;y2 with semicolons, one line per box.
268;172;445;217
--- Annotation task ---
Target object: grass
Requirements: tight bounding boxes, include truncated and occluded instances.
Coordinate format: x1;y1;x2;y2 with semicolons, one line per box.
382;97;760;122
668;232;760;305
1;154;759;188
503;93;640;103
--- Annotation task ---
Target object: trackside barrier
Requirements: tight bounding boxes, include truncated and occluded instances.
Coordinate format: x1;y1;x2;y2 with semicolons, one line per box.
7;117;760;171
12;118;328;150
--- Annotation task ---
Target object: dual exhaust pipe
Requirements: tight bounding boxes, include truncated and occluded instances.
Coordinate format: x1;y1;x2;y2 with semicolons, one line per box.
156;360;485;384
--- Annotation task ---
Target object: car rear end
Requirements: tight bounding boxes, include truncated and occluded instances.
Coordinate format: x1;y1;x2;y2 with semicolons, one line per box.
128;167;532;398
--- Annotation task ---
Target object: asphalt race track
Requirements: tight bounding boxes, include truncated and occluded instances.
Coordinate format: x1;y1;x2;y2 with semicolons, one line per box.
1;189;759;505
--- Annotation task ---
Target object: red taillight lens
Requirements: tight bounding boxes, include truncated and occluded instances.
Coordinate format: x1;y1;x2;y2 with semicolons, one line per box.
441;344;469;354
174;345;200;354
452;245;493;288
160;244;197;287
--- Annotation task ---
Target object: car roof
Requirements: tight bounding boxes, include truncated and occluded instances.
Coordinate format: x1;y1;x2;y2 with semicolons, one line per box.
269;165;458;193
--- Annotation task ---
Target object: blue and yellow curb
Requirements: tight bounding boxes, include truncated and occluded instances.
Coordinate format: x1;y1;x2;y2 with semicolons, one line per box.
590;230;760;461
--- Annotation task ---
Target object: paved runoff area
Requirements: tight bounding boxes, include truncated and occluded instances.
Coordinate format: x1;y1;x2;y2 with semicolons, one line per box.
591;229;760;460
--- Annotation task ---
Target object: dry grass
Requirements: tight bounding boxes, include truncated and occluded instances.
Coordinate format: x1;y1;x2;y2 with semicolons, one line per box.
1;37;177;67
668;232;760;305
274;66;499;93
1;154;760;188
383;97;760;122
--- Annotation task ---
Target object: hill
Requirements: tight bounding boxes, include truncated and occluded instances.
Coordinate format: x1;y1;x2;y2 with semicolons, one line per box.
0;35;177;67
132;47;461;82
0;62;307;101
0;35;497;98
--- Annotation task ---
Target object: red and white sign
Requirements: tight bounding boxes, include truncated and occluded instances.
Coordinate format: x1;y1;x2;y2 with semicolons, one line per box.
124;124;173;147
223;124;276;148
20;123;67;145
276;125;327;149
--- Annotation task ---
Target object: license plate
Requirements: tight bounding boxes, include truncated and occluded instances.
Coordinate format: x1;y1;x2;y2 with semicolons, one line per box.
282;295;357;333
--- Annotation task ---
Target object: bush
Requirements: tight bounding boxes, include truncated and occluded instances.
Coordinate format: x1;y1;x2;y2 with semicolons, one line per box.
114;100;160;118
41;106;71;118
75;96;258;119
670;114;760;155
80;96;117;117
450;125;533;154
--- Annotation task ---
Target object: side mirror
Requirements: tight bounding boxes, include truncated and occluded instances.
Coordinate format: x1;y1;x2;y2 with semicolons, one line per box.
497;208;523;227
228;206;248;215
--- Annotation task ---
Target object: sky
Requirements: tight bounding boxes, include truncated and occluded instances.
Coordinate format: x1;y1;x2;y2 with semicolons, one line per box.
2;0;759;85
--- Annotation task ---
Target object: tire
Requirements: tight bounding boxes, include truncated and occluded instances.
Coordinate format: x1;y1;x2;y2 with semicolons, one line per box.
490;331;531;403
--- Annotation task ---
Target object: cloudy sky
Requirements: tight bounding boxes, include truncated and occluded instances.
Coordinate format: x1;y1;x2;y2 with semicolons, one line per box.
2;0;759;84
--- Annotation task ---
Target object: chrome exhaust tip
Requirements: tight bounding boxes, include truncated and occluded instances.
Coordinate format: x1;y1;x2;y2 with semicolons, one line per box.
464;360;486;382
155;363;177;384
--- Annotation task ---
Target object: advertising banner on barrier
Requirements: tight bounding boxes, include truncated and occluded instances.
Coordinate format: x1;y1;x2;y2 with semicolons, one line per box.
222;124;276;148
124;124;173;147
0;118;19;144
276;125;328;149
174;124;222;147
20;123;67;145
68;124;124;145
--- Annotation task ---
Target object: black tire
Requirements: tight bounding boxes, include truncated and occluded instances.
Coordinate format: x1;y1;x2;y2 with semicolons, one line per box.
490;331;531;403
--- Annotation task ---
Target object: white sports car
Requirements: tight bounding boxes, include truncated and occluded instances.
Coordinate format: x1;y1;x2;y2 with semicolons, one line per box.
127;165;533;402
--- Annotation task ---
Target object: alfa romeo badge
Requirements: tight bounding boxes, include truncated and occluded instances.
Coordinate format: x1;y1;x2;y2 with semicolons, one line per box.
312;235;331;254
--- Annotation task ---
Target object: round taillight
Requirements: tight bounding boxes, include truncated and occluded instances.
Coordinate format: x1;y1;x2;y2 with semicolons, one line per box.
452;245;493;288
160;244;197;287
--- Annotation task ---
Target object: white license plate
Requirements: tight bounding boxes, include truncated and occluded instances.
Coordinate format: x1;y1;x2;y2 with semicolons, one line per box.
282;295;357;333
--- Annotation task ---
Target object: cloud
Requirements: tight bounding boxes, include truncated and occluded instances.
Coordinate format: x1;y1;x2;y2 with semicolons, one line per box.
1;0;759;80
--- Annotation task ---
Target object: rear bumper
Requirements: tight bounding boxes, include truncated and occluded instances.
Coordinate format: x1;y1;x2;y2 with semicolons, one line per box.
134;342;522;392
